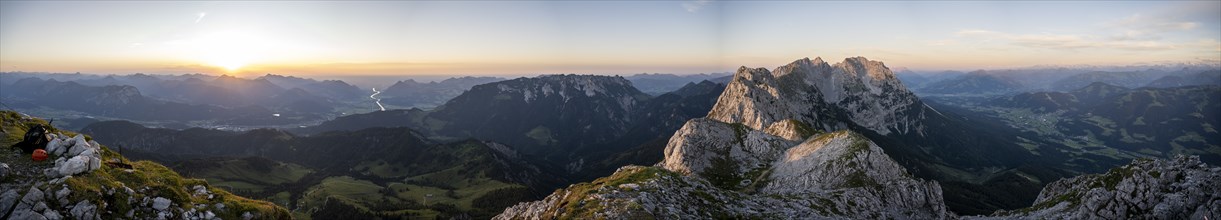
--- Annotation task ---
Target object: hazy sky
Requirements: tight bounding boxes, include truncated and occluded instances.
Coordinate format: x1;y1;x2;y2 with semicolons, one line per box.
1;1;1218;77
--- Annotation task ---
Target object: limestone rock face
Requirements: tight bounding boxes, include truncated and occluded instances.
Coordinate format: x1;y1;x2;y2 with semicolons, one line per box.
978;155;1221;220
707;57;924;136
659;118;794;177
764;131;925;193
497;131;951;219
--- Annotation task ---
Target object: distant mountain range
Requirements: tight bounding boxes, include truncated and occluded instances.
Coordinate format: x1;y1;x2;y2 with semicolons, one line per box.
378;76;505;108
915;70;1024;95
1146;70;1221;88
900;67;1219;96
623;73;731;95
0;78;273;121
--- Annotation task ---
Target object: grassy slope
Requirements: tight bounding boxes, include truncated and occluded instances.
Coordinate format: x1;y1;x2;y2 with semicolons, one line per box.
155;137;535;219
1;110;290;219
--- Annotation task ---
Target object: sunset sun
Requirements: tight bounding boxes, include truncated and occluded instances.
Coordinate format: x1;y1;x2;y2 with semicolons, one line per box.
189;31;271;72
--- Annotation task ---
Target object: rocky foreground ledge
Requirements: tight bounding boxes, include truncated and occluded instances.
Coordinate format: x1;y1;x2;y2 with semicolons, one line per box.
0;111;289;220
494;130;950;219
494;152;1219;220
977;155;1220;219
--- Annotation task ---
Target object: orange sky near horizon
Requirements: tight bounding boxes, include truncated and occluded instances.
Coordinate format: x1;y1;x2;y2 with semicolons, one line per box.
2;1;1218;77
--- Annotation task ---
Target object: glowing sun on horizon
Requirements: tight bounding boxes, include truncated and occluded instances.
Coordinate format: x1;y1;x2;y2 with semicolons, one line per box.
188;31;274;72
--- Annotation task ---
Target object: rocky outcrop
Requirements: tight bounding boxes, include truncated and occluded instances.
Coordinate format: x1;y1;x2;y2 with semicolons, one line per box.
980;155;1220;219
496;131;949;219
707;57;925;136
664;57;933;190
659;118;794;178
41;134;103;178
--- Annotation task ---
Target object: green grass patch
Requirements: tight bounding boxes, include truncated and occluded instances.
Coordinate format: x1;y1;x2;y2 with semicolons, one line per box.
353;159;411;178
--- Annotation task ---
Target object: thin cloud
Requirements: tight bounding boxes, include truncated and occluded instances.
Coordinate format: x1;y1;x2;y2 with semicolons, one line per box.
1105;14;1198;42
927;39;957;46
955;29;1001;36
956;29;1180;51
195;12;207;23
1114;14;1198;32
682;0;710;13
953;12;1204;52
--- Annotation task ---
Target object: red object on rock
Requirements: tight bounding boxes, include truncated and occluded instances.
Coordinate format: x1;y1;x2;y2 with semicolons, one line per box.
32;149;48;162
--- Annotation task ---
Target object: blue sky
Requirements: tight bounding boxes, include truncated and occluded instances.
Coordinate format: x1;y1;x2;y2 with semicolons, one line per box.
1;1;1218;76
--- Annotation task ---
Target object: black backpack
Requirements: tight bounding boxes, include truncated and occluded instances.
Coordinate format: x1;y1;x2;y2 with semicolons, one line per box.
13;124;51;153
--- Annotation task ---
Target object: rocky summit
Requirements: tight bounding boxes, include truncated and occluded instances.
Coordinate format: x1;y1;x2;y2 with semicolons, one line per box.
707;57;925;136
495;57;951;219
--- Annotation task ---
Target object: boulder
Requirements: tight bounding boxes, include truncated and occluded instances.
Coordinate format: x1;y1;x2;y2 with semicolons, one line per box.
45;139;63;156
71;135;87;148
56;156;89;176
9;210;48;220
152;197;172;211
42;210;62;220
54;188;71;204
19;187;44;208
0;189;21;218
32;202;47;212
88;156;101;171
68;200;96;219
192;185;210;198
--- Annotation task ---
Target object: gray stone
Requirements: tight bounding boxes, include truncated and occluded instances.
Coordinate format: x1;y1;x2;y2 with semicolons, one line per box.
54;187;70;202
1;163;9;179
87;156;101;171
9;209;48;220
68;200;96;220
42;168;59;178
72;135;88;148
0;189;21;218
19;187;44;208
975;156;1221;219
56;156;89;176
192;185;209;197
152;197;172;210
32;202;47;212
45;139;63;156
42;210;61;220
